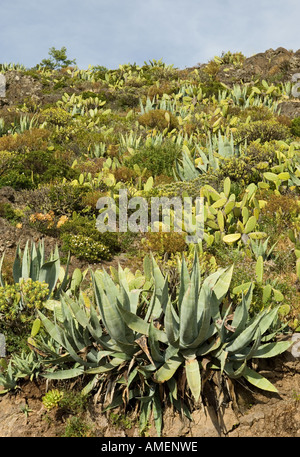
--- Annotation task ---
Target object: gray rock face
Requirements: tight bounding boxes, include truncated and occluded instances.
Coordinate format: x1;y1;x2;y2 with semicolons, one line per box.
0;334;6;358
290;333;300;359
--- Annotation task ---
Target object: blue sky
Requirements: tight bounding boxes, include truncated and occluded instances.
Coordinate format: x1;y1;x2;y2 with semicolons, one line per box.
0;0;299;69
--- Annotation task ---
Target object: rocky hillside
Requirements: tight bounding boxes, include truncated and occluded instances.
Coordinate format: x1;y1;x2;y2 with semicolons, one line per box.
0;47;300;437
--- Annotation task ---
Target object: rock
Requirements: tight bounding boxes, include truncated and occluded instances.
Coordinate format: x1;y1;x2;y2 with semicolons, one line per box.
0;334;6;357
278;101;300;119
0;186;16;203
289;333;300;359
239;409;265;427
189;406;222;437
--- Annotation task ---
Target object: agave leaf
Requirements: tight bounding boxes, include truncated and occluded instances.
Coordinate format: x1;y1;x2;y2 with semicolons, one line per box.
189;286;212;349
42;366;84;380
212;265;233;301
12;244;22;283
175;150;200;181
143;255;152;281
225;311;265;353
116;302;148;335
60;333;90;367
178;254;190;308
258;305;280;335
98;269;120;304
179;281;198;346
151;254;165;291
88;302;103;340
196;334;221;356
228;284;253;341
224;360;247;379
85;359;124;374
242;366;278;392
144;288;158;322
153;390;163;437
29;242;39;281
167;377;178;400
119;282;141;315
153;355;183;383
39;257;60;298
139;397;153;434
185;357;201;402
252;340;292;358
245;327;262;361
56;251;71;296
0;252;5;287
63;294;90;329
197;268;225;321
117;302;167;344
191;250;201;295
60;297;86;349
21;240;30;280
92;272;128;344
150;255;168;317
38;311;63;346
148;320;164;363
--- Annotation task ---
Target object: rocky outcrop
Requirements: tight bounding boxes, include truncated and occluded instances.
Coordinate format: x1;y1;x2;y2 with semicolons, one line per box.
216;47;300;85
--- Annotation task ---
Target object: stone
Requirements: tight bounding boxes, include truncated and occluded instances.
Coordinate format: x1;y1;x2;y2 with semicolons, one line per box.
290;333;300;359
0;334;6;358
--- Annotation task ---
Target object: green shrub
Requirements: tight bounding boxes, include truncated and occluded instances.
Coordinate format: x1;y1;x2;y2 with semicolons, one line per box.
246;141;277;165
0;150;78;190
138;109;178;131
59;213;121;262
230;106;275;122
41;107;73;126
0;202;20;222
216;156;258;185
0;129;50;153
200;80;225;98
59;213;120;253
127;140;181;177
291;117;300;137
62;417;93;437
0;279;49;353
0;279;49;322
48;183;90;216
235;120;290;143
115;86;142;109
61;233;112;262
216;141;278;185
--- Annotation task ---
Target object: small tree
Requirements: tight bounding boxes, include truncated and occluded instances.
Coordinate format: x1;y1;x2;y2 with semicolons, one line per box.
39;46;76;70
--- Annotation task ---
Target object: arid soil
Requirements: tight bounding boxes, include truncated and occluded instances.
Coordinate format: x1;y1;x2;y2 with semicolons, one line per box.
0;349;299;438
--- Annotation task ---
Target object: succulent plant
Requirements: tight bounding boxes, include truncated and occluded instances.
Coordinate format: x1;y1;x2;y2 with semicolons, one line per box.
0;240;71;299
42;389;64;410
28;251;292;437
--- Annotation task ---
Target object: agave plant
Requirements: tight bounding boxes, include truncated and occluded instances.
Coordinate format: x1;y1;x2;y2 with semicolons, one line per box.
249;236;278;261
175;132;245;181
26;253;292;436
0;240;71;299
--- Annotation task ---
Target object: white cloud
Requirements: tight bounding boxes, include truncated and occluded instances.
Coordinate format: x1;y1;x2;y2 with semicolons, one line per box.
0;0;299;69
